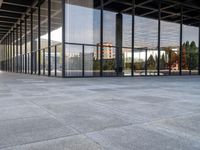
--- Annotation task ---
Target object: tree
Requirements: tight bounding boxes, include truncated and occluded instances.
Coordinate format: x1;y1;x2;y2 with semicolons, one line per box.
147;55;156;70
160;53;166;69
190;41;198;70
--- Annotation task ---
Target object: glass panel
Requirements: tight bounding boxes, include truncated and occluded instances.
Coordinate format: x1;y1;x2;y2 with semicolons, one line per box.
33;7;38;74
51;0;62;45
123;14;132;76
161;20;180;75
183;24;199;75
56;44;62;77
44;48;48;75
40;49;44;75
123;48;132;76
41;0;48;49
27;16;31;73
147;50;158;75
65;0;100;77
40;0;49;75
85;45;100;76
42;49;46;75
135;16;158;76
134;49;146;76
103;9;116;76
51;46;56;76
65;44;82;77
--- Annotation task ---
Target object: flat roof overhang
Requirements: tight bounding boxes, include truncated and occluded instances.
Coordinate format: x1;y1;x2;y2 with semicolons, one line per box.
1;0;200;42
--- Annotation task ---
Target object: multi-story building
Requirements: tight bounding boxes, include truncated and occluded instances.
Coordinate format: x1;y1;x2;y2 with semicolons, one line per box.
94;43;115;60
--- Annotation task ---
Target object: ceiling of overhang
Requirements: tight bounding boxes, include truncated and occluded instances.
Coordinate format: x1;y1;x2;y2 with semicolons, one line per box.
1;0;200;42
0;0;36;41
100;0;200;26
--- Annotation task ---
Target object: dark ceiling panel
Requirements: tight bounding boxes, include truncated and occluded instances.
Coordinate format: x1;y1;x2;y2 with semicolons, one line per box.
0;0;35;41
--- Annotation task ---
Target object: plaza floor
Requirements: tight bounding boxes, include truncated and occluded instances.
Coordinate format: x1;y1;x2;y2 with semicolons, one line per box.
0;71;200;150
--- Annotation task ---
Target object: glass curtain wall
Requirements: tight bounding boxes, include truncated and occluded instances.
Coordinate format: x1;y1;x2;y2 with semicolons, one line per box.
65;0;101;77
22;21;26;73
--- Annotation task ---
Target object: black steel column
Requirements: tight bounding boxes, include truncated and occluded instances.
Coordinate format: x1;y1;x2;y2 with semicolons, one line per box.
48;0;51;76
10;33;12;72
5;38;6;71
6;37;7;71
199;23;200;75
145;48;147;76
8;36;9;71
43;49;45;75
189;47;191;75
31;11;33;74
33;40;37;74
16;27;18;73
62;0;65;77
20;21;22;73
28;53;29;73
179;6;183;76
7;37;8;71
131;0;135;76
116;13;123;76
157;1;161;76
8;34;10;71
10;32;11;72
55;46;57;76
38;0;41;75
25;16;27;74
8;36;10;71
13;29;16;72
169;50;171;75
4;39;6;71
100;0;103;77
82;45;85;77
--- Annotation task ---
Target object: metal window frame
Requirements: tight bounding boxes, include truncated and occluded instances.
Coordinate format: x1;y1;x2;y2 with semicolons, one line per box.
13;29;15;72
25;15;27;74
62;0;65;77
38;0;41;75
31;10;33;74
100;0;103;77
20;21;23;73
131;0;135;76
157;0;161;76
179;6;183;76
48;0;51;76
199;24;200;75
16;26;18;73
